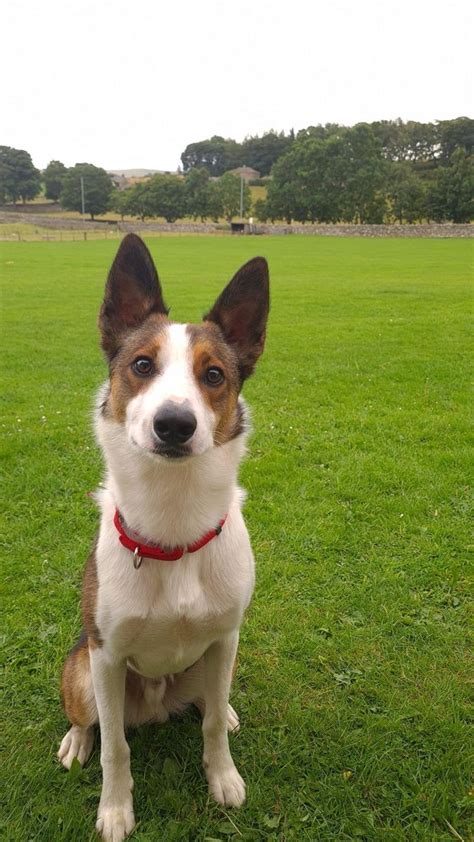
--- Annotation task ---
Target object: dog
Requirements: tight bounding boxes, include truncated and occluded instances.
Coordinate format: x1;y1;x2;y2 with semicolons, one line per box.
57;234;269;841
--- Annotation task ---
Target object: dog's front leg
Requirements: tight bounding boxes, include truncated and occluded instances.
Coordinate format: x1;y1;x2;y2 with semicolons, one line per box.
90;648;135;841
202;633;246;807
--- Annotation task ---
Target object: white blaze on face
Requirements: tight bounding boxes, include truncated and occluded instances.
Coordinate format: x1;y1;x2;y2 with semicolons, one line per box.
125;323;216;455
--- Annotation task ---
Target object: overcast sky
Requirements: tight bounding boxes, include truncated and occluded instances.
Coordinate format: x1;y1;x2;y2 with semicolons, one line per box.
2;0;472;172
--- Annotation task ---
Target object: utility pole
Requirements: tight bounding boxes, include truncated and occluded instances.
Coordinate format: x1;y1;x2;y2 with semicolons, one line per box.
80;176;86;218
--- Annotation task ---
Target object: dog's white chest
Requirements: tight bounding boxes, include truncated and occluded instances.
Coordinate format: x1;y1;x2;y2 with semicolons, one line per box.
97;530;252;678
128;571;236;676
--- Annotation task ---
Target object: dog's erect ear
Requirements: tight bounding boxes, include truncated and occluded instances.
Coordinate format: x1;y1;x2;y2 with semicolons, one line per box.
204;257;269;379
99;234;168;359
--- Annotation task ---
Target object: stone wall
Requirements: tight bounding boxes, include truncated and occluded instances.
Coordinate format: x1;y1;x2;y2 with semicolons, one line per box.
0;210;472;238
119;221;472;237
118;220;220;234
254;223;473;238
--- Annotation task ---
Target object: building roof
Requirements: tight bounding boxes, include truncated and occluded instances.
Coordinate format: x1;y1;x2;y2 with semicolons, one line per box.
227;166;261;179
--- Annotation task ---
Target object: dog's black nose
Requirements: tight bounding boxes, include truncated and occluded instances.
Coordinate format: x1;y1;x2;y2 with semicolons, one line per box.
153;402;197;445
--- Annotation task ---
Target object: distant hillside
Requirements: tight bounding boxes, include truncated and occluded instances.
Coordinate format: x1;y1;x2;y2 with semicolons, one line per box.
107;168;178;178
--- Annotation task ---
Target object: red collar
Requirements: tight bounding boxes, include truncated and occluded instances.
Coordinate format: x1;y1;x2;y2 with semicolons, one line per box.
113;508;226;568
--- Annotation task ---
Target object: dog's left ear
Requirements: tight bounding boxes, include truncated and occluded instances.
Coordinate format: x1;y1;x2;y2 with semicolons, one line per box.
99;234;168;359
204;257;269;379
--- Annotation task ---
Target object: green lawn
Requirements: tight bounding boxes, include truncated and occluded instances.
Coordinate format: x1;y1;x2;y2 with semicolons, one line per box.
1;236;472;841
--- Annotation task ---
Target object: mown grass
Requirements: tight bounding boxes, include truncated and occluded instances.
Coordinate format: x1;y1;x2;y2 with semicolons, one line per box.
1;236;472;841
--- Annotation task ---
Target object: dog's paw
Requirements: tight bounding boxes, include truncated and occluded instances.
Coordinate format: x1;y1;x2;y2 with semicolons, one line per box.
96;800;135;841
57;725;94;769
207;764;246;807
227;703;240;733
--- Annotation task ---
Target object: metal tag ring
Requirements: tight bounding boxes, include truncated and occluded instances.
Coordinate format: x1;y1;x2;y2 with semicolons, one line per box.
133;547;143;570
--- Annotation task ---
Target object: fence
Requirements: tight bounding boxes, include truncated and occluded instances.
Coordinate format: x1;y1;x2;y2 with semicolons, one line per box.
0;229;122;242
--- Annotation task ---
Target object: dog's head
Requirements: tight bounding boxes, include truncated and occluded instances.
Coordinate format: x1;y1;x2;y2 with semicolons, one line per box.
99;234;269;460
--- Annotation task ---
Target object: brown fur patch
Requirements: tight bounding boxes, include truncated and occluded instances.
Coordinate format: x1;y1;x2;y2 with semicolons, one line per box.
106;313;169;422
82;538;102;648
61;636;97;727
187;323;243;446
60;638;168;728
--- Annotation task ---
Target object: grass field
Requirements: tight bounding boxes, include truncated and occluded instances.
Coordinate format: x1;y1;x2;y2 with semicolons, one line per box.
1;236;472;841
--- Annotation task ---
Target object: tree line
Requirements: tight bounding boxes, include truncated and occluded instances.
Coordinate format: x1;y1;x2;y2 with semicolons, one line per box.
1;117;472;223
181;130;294;177
182;119;474;223
0;152;114;219
110;170;251;223
0;148;251;222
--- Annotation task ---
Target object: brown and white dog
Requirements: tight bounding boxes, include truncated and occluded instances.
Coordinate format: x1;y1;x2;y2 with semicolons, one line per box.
57;234;269;841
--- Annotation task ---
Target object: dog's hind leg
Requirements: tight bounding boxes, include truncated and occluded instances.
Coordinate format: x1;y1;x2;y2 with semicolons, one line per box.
58;633;97;769
163;657;240;732
123;669;169;727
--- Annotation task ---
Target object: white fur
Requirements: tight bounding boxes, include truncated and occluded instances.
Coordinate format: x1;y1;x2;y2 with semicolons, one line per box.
58;725;94;769
76;323;255;840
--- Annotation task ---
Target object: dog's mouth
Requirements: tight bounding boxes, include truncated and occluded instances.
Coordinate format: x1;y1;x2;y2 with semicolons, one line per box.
130;436;193;460
152;443;192;460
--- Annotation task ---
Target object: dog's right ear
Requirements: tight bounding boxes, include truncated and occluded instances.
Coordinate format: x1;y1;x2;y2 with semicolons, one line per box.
99;234;168;359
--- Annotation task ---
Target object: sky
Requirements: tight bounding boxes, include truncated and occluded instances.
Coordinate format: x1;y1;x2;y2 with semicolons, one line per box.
2;0;472;172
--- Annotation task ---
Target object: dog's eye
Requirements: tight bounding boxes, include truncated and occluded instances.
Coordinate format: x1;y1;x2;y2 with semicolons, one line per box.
205;366;225;386
132;357;154;376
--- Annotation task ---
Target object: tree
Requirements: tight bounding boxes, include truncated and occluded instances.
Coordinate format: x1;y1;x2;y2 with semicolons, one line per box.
109;188;130;221
181;136;243;176
60;163;113;219
241;130;294;176
388;163;427;223
266;155;308;223
206;181;224;221
253;198;270;222
338;124;388;223
266;125;388;224
43;160;67;201
145;175;186;222
0;146;41;204
427;149;474;222
438;117;474;161
296;123;343;143
370;119;441;166
371;119;410;161
122;183;151;221
217;173;251;222
117;176;186;222
184;167;214;220
266;139;337;223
